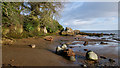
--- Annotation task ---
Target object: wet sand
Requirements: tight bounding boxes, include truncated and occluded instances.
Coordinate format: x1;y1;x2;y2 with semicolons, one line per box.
2;36;119;67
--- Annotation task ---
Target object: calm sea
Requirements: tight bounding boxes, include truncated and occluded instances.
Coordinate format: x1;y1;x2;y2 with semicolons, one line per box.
80;30;120;41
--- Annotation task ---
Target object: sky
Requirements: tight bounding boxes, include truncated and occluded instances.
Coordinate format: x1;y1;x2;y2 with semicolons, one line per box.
58;2;118;30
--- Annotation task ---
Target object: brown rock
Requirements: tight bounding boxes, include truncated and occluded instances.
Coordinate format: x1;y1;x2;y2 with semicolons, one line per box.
109;58;115;62
83;41;88;46
84;49;88;51
100;56;107;59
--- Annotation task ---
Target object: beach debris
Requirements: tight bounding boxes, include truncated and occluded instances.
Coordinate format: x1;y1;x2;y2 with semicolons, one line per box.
61;44;67;50
109;58;115;63
56;46;63;54
30;44;36;48
100;56;107;59
100;42;108;45
84;49;88;51
83;41;88;46
86;50;98;61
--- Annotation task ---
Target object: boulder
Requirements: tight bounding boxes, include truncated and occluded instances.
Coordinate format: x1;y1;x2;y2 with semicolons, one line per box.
86;50;98;61
61;27;75;36
109;58;115;62
65;27;73;32
61;44;67;50
56;46;63;54
70;56;76;61
74;30;80;35
45;37;53;41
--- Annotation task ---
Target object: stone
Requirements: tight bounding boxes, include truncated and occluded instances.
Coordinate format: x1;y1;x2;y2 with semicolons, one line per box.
86;50;98;61
109;58;115;62
74;30;80;35
65;27;73;32
69;46;74;48
45;36;53;41
10;59;14;62
100;56;107;59
84;49;88;51
61;44;67;50
81;64;87;67
83;41;88;46
100;42;108;45
30;44;36;48
70;56;76;61
56;46;63;54
61;27;75;36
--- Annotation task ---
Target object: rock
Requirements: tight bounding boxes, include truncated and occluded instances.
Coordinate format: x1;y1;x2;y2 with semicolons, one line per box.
84;49;88;51
65;27;73;32
86;50;98;61
69;46;74;48
70;56;76;61
63;49;76;61
2;38;14;45
41;26;47;34
81;64;87;67
83;41;88;46
74;30;80;35
56;46;63;54
109;58;115;62
30;44;36;48
65;42;72;45
44;36;53;41
10;59;14;62
100;56;107;59
61;44;67;50
100;42;108;45
61;27;75;36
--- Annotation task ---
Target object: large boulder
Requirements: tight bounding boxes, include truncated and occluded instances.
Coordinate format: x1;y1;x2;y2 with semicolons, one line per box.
74;30;80;35
86;50;98;61
61;31;75;36
65;27;73;32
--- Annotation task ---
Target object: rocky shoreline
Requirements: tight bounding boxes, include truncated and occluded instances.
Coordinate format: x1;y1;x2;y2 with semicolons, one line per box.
2;35;119;67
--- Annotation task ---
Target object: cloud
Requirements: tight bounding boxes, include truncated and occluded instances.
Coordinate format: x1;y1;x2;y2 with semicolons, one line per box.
59;2;118;30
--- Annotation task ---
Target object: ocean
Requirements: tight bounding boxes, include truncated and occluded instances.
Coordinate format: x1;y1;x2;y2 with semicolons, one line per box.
80;30;119;42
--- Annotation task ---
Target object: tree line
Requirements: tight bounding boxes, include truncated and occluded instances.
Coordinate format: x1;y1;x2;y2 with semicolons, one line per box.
2;2;64;38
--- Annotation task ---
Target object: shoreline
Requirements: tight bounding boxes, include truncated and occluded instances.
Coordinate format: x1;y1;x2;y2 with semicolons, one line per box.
2;35;119;67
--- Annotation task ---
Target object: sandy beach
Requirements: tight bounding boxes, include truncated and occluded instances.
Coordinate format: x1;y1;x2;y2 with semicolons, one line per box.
2;35;119;67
